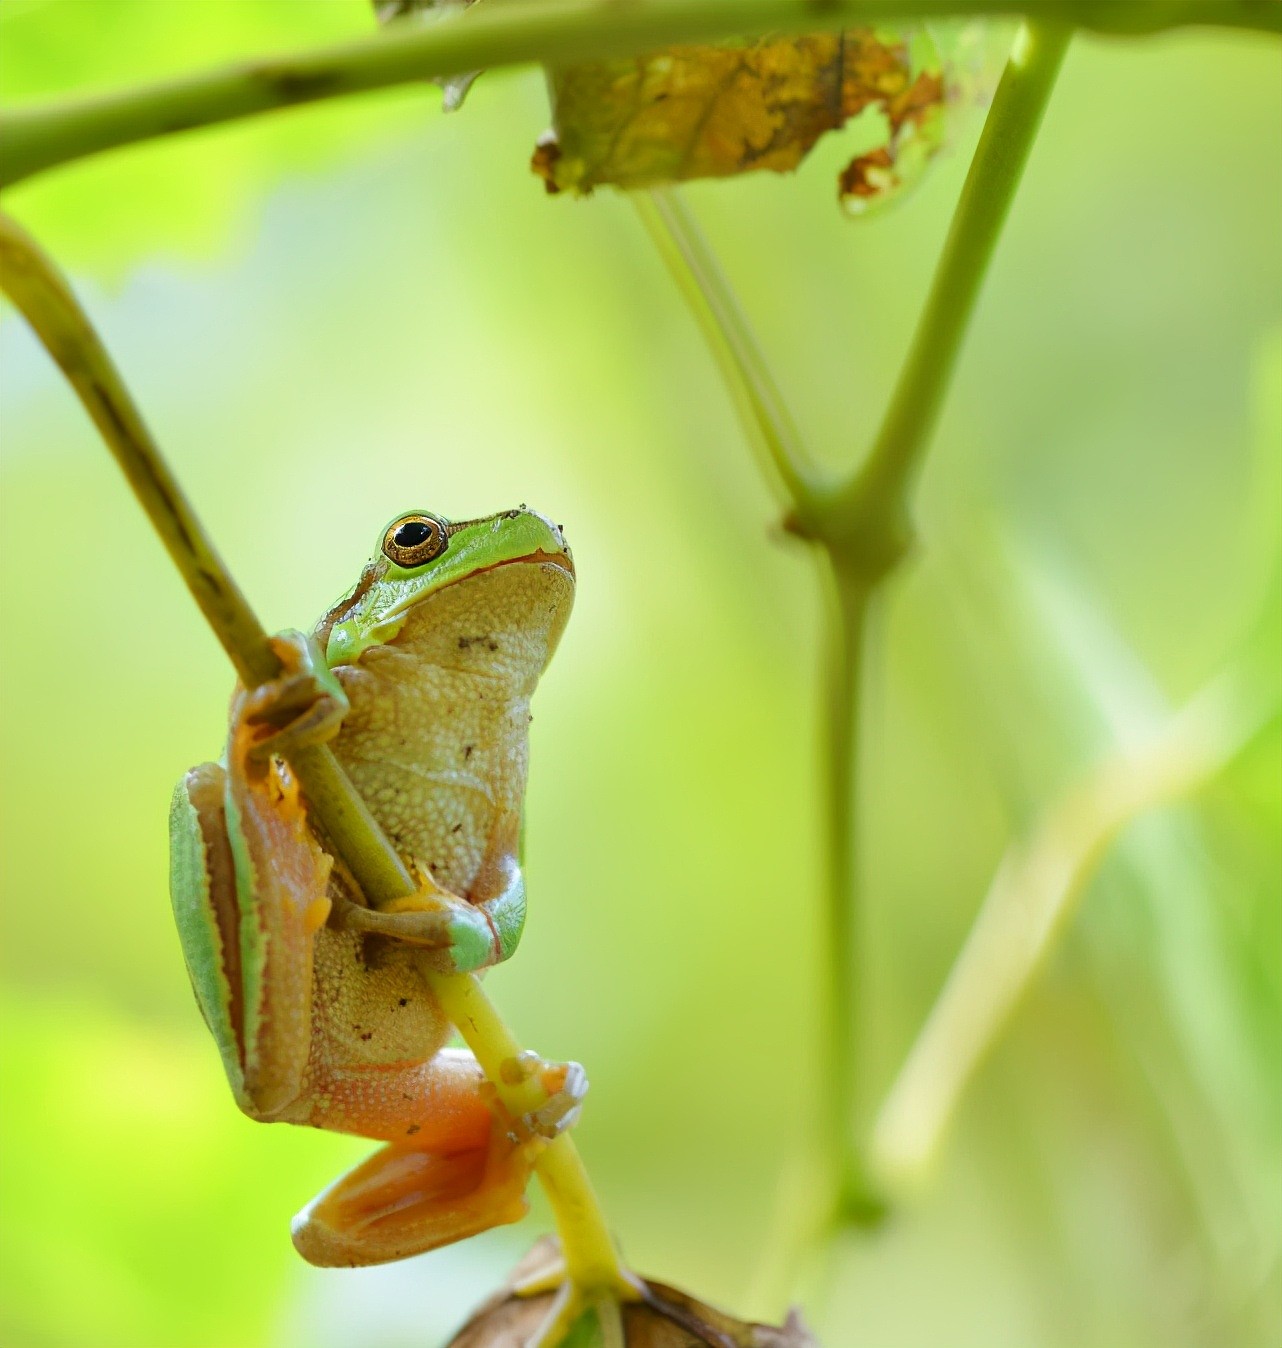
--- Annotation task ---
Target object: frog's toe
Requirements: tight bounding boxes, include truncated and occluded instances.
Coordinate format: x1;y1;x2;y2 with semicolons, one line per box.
444;902;500;973
500;1055;589;1142
526;1061;588;1140
237;631;349;758
390;888;498;973
336;889;500;973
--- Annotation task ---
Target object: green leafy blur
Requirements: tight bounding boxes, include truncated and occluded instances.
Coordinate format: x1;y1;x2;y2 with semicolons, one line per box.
1;4;1278;1347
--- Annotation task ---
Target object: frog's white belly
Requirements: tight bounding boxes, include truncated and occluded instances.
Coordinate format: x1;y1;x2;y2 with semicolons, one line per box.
331;644;529;897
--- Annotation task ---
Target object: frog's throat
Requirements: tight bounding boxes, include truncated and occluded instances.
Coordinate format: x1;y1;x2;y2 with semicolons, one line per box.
380;549;574;624
325;552;573;668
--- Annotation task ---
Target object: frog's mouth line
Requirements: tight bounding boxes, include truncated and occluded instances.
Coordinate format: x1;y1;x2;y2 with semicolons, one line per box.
380;548;574;622
507;548;573;575
468;548;576;582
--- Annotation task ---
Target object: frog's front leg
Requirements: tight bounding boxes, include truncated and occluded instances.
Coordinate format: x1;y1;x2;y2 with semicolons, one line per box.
238;630;350;759
290;1048;588;1266
169;630;346;1118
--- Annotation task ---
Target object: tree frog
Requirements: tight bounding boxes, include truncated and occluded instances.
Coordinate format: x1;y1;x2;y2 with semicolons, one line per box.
168;506;585;1266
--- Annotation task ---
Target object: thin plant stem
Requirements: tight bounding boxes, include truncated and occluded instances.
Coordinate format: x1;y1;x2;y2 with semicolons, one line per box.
0;0;1273;189
635;191;882;1223
820;565;884;1223
823;28;1073;1216
633;189;819;502
0;216;273;689
0;209;633;1308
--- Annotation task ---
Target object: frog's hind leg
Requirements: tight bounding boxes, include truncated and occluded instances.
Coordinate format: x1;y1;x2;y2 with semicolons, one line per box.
170;749;333;1120
292;1049;568;1266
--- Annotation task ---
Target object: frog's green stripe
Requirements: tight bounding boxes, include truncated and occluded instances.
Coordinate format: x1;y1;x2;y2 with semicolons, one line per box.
442;868;526;973
224;783;266;1088
168;781;243;1094
489;871;527;963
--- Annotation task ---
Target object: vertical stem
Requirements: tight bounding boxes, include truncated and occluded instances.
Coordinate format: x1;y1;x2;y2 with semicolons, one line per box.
821;565;883;1221
818;24;1072;1216
427;972;624;1290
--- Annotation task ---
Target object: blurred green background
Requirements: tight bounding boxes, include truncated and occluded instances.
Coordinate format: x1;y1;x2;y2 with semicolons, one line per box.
1;4;1279;1346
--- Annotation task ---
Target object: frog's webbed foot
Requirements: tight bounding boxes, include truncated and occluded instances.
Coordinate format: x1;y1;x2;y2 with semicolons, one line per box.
494;1052;589;1143
237;630;349;760
291;1050;587;1269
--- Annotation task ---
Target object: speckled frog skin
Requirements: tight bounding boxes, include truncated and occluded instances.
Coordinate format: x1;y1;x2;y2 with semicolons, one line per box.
169;508;580;1266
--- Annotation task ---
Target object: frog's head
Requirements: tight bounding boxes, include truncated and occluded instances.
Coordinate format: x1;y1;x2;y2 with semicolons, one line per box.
322;506;575;669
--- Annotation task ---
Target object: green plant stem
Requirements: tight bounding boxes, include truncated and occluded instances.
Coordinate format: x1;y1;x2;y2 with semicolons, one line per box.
0;208;632;1309
633;189;818;503
0;215;273;689
0;0;1275;190
636;189;870;1226
639;21;1072;1244
817;20;1073;1217
802;20;1073;557
819;564;885;1222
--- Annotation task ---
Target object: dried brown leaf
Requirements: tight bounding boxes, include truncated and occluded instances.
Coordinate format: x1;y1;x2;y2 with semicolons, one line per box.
531;28;952;212
373;3;1000;213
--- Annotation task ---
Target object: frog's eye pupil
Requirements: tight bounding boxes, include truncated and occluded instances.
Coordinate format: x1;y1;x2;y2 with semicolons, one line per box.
394;521;432;548
382;513;448;567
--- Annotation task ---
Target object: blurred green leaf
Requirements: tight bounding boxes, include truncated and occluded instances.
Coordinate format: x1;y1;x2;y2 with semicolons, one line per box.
0;989;360;1348
934;524;1281;1333
0;0;414;276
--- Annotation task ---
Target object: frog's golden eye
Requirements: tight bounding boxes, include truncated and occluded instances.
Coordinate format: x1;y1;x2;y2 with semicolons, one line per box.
383;513;448;568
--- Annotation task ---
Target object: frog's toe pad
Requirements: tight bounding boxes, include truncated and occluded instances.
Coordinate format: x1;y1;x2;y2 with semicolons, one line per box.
291;1131;529;1267
517;1059;588;1141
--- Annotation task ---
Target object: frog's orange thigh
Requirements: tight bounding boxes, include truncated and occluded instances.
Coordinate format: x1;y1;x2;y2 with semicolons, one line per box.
292;1052;533;1266
307;1048;494;1150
